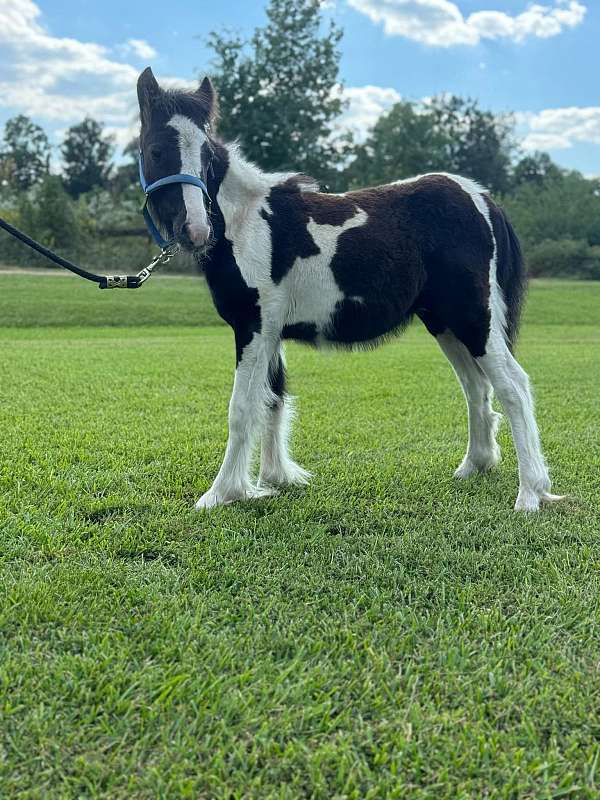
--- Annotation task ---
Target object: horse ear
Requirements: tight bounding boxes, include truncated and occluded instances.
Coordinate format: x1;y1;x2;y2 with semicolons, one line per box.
198;76;218;125
137;67;161;121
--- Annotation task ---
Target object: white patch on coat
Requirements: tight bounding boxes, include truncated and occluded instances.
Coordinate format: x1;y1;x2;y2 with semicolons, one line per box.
281;210;369;334
167;114;211;242
216;152;277;289
217;144;319;290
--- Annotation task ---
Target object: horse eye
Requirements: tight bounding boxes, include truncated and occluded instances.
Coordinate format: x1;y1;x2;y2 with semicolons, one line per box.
150;146;162;161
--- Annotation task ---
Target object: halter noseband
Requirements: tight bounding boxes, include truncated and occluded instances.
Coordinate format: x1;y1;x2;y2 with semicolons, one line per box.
138;150;212;249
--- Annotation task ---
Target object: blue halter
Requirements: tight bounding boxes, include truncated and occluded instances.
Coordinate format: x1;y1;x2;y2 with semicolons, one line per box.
138;150;211;248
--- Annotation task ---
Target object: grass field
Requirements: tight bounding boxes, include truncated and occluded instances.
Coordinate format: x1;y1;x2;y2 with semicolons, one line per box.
1;272;600;798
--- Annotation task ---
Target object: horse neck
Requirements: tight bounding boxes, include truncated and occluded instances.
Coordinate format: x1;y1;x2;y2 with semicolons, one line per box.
213;143;296;226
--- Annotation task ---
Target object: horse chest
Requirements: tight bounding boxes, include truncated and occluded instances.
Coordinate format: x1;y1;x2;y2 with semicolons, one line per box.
204;240;260;330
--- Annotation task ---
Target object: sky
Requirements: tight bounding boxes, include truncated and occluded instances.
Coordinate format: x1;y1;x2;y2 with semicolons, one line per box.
1;0;599;175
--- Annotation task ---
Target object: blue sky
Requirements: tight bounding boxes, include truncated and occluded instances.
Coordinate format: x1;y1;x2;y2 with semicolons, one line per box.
1;0;598;175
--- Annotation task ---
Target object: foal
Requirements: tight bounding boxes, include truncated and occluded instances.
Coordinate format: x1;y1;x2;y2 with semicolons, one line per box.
137;68;562;512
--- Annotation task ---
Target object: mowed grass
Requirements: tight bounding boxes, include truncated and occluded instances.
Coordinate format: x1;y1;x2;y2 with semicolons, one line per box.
1;272;599;799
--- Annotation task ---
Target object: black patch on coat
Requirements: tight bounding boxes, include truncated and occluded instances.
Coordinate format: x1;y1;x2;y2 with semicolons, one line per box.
322;187;425;344
199;142;262;366
262;180;321;284
268;352;286;408
262;179;362;285
302;191;361;227
404;176;494;357
281;322;318;345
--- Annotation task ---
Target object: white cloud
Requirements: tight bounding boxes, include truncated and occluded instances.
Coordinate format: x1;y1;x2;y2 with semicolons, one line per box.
335;85;401;141
0;0;192;152
346;0;586;47
120;38;158;60
519;106;600;151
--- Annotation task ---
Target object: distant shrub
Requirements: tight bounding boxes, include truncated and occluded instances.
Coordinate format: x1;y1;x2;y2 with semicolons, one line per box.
0;176;80;267
526;238;600;280
0;178;198;274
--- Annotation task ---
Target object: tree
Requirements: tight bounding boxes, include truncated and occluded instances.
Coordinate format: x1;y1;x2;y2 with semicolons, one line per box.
0;115;51;190
344;102;449;188
426;95;515;194
511;151;563;189
208;0;347;183
346;96;516;194
502;170;600;250
61;118;114;198
110;137;140;195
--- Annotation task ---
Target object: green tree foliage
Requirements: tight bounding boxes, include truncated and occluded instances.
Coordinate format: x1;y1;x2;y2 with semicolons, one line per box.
511;151;563;189
208;0;347;182
428;96;514;194
0;174;79;265
346;96;515;193
61;118;114;198
503;170;600;248
344;101;450;188
19;175;78;249
503;169;600;279
0;115;51;191
110;138;140;195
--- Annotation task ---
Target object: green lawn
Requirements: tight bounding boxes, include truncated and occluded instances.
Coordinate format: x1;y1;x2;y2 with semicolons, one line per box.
1;273;599;798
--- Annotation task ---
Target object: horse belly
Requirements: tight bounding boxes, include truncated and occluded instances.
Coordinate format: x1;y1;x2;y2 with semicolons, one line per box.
324;295;414;345
282;265;416;346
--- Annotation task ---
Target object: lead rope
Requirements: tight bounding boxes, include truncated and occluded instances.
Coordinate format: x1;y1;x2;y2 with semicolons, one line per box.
0;216;179;289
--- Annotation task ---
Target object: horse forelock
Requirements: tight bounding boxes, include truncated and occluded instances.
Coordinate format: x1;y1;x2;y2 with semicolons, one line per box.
144;90;213;130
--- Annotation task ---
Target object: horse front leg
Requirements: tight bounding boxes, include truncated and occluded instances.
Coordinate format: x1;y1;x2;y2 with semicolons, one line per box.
259;345;310;488
195;327;279;510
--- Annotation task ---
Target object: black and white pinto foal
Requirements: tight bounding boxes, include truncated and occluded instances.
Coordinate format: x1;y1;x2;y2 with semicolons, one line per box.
137;68;563;512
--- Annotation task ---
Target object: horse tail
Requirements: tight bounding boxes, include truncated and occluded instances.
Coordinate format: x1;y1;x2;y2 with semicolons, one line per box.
494;206;527;350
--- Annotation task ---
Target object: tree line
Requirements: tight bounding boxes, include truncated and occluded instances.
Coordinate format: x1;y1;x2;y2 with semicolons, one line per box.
1;0;599;279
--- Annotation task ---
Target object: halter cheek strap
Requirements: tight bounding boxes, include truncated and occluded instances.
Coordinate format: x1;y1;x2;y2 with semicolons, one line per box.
138;150;211;248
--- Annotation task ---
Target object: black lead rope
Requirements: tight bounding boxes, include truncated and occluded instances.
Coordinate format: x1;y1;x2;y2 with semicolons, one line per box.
0;216;178;289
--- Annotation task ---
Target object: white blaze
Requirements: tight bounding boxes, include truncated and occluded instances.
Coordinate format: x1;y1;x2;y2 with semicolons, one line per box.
167;114;211;244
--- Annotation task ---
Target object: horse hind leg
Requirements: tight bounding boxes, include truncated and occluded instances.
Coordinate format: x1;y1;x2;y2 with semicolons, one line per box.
476;341;564;511
437;330;502;478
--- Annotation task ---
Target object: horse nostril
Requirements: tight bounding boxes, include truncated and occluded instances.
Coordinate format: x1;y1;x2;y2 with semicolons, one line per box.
180;222;194;245
183;221;211;246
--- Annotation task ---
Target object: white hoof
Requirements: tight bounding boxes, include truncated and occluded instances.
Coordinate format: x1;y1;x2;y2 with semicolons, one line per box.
514;487;566;512
246;485;279;500
194;489;230;510
454;447;501;479
194;484;277;511
454;459;478;479
514;489;541;512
